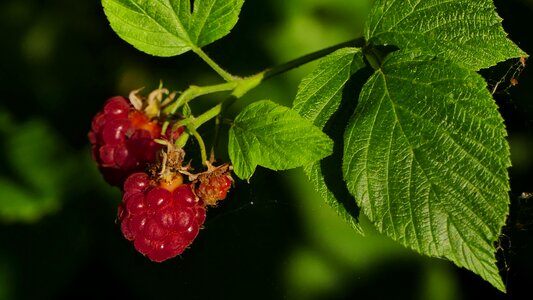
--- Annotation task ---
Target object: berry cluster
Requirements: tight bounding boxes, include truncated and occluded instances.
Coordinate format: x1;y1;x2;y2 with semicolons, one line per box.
89;92;233;262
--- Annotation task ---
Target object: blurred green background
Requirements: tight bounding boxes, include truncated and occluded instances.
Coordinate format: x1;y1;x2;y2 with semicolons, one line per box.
1;0;532;299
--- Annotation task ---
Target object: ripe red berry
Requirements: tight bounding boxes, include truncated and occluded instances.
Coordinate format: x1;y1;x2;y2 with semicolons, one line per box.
118;172;206;262
89;96;164;187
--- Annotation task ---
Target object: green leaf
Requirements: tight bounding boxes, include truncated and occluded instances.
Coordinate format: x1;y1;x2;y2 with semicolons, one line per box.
229;100;333;180
293;48;366;233
293;48;364;128
365;0;526;70
102;0;244;56
343;51;510;291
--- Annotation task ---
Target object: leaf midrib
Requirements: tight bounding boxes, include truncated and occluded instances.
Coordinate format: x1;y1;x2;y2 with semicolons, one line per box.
376;70;498;240
121;0;194;46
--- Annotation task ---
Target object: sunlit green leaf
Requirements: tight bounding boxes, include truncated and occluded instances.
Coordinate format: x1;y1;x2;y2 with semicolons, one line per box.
293;48;366;233
365;0;526;70
343;51;510;291
229;100;333;180
102;0;244;56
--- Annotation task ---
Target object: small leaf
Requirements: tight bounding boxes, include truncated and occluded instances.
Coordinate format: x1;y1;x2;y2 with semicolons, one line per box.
365;0;526;70
293;48;367;233
229;100;333;180
102;0;244;56
343;51;510;291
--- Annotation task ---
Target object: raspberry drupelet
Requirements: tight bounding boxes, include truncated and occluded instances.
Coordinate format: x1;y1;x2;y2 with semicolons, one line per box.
118;172;206;262
89;96;164;187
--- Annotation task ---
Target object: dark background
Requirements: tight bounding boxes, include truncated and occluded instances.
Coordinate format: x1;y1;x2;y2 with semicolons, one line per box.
0;0;532;299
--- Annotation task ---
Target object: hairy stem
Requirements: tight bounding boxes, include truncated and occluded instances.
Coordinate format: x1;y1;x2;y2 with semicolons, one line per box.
181;104;219;165
193;46;235;82
164;82;237;115
192;103;223;129
189;126;208;166
173;103;222;148
264;37;366;80
169;38;367;149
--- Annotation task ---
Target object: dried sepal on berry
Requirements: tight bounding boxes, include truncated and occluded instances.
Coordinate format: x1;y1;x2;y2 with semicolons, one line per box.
129;87;177;119
150;141;189;179
192;162;234;207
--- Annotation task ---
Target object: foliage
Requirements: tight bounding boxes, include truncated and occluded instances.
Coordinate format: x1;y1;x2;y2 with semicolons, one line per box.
102;0;244;56
229;100;333;180
103;0;526;292
1;0;532;298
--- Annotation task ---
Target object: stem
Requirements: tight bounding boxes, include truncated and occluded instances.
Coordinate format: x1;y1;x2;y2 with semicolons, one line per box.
232;72;265;98
192;46;235;82
210;114;222;161
166;38;367;148
173;103;222;149
192;103;223;129
174;103;222;128
175;132;190;148
164;82;238;115
189;105;219;165
264;37;366;80
189;126;208;166
161;82;237;134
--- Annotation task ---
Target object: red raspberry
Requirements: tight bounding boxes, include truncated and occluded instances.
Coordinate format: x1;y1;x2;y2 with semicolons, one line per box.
194;164;233;206
88;96;164;187
118;172;206;262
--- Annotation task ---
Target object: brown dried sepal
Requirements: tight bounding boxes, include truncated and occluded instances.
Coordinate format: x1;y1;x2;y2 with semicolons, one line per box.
149;141;189;184
129;87;177;119
192;162;233;207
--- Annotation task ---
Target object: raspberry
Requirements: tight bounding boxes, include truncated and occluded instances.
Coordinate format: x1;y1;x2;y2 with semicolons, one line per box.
194;163;233;206
89;96;164;187
118;172;206;262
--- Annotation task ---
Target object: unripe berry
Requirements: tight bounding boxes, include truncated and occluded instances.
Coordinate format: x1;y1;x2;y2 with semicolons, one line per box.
194;163;233;206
